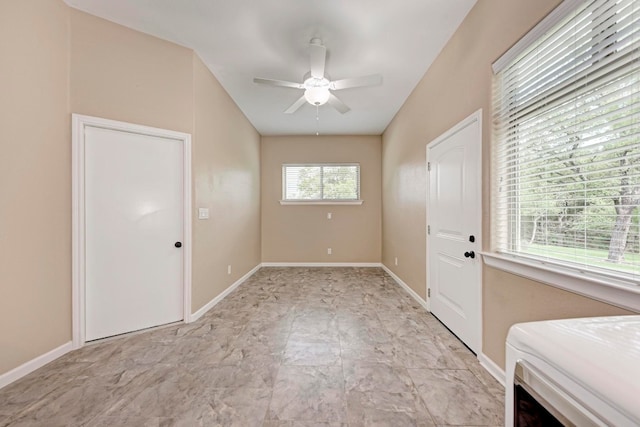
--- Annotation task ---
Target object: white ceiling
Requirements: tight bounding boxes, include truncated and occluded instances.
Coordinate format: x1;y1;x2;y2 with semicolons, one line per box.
64;0;476;136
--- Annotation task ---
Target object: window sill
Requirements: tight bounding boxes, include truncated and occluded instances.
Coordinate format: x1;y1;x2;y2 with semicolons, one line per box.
279;200;364;206
480;252;640;312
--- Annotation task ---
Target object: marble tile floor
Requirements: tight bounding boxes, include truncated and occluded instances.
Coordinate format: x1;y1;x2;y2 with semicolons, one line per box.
0;267;504;426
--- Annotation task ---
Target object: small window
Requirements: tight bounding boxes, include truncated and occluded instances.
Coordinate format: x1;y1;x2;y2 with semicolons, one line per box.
282;164;360;202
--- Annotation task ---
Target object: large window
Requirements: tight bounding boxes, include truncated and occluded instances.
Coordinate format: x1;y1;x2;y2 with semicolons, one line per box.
493;0;640;283
282;163;360;202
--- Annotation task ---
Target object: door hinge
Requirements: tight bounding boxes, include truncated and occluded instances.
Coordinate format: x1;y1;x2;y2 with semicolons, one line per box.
427;162;431;171
427;225;430;235
427;288;431;298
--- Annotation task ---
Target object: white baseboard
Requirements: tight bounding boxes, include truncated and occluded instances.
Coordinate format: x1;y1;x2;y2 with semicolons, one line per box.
261;262;382;267
478;352;506;387
0;341;73;390
381;264;429;311
1;264;505;395
190;263;261;322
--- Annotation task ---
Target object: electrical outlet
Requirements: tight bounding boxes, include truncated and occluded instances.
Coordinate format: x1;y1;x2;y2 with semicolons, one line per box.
227;265;231;275
327;248;332;255
395;257;398;266
327;212;332;219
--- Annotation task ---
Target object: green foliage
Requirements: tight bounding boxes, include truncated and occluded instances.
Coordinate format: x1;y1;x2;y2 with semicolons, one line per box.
294;165;358;200
296;167;321;199
514;68;640;265
323;166;358;199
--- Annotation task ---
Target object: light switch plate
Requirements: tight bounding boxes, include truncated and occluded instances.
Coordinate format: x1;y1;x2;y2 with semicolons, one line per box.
198;208;210;219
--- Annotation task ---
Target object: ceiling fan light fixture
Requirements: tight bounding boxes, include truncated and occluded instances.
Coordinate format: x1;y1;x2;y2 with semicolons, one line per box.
304;87;330;106
253;38;379;115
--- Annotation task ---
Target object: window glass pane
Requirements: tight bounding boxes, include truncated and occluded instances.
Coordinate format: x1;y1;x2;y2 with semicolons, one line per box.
323;165;358;200
493;0;640;280
283;164;360;201
285;166;321;200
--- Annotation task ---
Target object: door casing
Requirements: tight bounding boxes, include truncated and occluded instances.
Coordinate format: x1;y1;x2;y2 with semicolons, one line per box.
426;109;483;353
72;114;192;348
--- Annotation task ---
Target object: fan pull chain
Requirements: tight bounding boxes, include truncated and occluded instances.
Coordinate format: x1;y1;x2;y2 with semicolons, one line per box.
316;105;320;136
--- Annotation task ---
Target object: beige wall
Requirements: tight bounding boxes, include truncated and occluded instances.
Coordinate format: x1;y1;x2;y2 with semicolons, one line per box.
382;0;636;369
192;55;261;311
484;268;635;368
69;9;194;134
1;2;261;376
262;136;381;263
0;0;71;374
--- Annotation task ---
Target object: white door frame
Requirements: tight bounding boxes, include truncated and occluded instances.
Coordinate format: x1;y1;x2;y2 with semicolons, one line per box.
426;109;483;351
72;114;192;348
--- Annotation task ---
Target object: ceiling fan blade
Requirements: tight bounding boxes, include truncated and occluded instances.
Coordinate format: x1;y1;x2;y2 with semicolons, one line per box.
253;77;304;89
309;38;326;79
284;95;307;114
330;74;382;90
328;94;350;114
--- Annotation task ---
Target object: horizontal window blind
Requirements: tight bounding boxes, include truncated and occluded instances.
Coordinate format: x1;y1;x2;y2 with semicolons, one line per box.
283;164;360;201
493;0;640;281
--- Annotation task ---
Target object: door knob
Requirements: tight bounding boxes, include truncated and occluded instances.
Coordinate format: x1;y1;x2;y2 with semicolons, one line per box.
464;251;475;259
174;241;182;248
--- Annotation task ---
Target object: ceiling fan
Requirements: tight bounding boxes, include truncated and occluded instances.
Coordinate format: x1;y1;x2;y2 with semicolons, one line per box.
253;38;382;114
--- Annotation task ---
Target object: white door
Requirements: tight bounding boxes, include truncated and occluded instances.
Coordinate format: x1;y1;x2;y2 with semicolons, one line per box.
427;110;482;354
85;126;184;341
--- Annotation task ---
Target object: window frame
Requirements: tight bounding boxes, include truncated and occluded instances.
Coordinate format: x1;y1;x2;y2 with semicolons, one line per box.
280;163;363;205
487;0;640;311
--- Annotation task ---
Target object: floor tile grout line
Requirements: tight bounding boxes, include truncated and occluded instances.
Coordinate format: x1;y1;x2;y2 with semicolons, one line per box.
1;267;503;426
262;280;296;424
